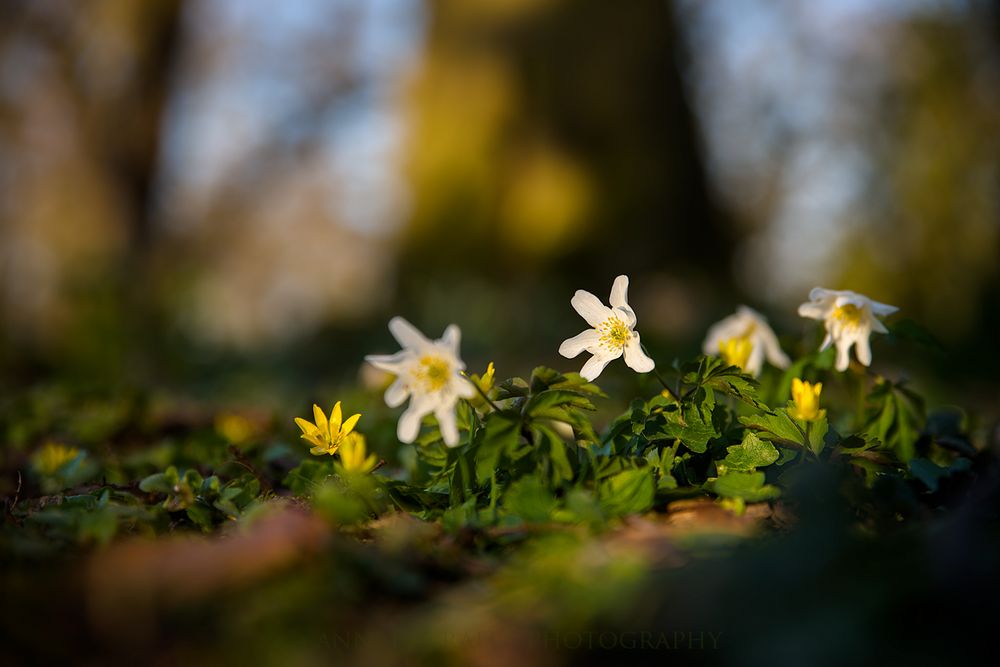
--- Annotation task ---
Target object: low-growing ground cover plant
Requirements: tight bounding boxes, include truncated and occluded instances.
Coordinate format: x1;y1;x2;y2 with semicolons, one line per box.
1;278;997;665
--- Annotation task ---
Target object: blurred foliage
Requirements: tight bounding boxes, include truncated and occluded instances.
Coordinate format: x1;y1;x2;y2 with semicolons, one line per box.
0;0;998;395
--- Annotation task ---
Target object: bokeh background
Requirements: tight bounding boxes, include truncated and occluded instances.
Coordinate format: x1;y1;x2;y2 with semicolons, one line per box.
1;0;998;405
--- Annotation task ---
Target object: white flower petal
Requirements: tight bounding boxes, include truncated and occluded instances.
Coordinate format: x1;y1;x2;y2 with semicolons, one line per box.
384;379;409;408
435;405;460;447
855;332;873;366
833;293;867;309
365;350;411;373
454;373;478;399
758;326;790;369
559;329;600;358
819;332;832;351
571;290;613;328
808;287;838;302
870;317;889;334
870;300;899;317
580;350;618;381
440;324;461;357
609;275;630;310
797;301;829;321
834;338;853;372
744;343;765;377
397;399;431;443
614;305;637;329
388;316;432;351
623;335;654;373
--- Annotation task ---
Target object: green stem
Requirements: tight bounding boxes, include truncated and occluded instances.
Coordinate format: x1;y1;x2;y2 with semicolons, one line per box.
855;371;867;430
642;344;681;403
489;468;499;521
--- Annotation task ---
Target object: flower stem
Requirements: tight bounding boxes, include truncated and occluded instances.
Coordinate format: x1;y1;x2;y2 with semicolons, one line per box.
642;344;681;403
855;371;867;430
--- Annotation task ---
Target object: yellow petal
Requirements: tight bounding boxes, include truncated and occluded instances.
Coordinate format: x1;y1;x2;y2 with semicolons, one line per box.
312;404;328;436
340;412;361;436
294;417;319;436
301;433;325;449
329;401;343;437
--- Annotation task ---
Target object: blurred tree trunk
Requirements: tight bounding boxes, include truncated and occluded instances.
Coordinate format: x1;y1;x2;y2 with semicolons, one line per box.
0;1;185;379
400;0;732;292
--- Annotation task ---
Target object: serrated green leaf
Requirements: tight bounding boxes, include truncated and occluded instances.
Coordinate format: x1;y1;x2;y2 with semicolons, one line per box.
656;389;719;453
524;389;596;417
723;431;779;471
739;410;806;448
680;355;764;408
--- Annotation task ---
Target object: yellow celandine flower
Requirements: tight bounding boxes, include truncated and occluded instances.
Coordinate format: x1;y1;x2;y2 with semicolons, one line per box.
787;378;826;422
477;362;496;394
33;442;80;476
337;433;378;474
294;402;362;456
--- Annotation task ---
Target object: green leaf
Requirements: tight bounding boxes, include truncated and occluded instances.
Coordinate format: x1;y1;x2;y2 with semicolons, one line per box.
909;457;972;493
598;467;654;516
531;423;575;487
283;459;334;496
680;356;764;408
723;431;779;471
654;389;720;453
707;471;780;502
186;504;214;532
503;476;557;522
863;378;925;462
523;389;596;417
475;412;522;484
528;366;606;397
138;469;175;495
808;417;829;456
739;411;806;448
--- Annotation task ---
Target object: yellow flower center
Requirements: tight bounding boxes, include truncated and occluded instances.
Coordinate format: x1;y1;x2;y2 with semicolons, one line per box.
719;336;753;370
416;355;451;392
832;304;864;329
598;316;631;350
788;378;824;422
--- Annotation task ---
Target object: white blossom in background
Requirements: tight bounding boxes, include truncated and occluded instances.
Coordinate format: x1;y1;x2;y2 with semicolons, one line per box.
365;317;476;447
559;275;655;382
798;288;898;372
702;306;790;377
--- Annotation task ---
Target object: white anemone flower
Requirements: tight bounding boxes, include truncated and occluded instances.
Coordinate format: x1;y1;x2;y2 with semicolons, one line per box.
559;275;655;382
702;306;790;377
798;288;899;372
364;317;476;447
